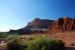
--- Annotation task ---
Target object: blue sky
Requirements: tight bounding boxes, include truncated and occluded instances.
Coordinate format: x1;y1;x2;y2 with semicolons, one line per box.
0;0;75;32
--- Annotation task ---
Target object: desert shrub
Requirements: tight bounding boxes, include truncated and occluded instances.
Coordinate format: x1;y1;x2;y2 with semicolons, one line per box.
6;34;20;41
8;36;65;50
0;32;7;38
8;39;25;50
26;37;65;50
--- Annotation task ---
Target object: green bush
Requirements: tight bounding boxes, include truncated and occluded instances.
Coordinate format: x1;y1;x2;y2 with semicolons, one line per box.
8;36;65;50
8;39;25;50
0;32;7;38
26;37;65;50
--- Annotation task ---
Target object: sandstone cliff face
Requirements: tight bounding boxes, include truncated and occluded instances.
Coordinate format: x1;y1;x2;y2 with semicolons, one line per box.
9;17;75;34
25;18;54;30
51;17;75;32
9;18;54;34
24;17;75;33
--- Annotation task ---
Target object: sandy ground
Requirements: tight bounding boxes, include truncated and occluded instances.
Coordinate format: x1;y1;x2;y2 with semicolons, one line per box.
0;31;75;50
49;31;75;46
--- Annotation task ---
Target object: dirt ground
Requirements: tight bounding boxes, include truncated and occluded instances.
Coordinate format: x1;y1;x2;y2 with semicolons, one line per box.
49;31;75;46
0;31;75;50
66;46;75;50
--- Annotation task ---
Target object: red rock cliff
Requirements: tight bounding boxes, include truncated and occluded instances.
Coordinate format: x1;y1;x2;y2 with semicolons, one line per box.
51;17;75;32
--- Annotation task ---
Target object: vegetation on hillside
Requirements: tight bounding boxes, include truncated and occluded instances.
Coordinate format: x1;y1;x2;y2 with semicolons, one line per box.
7;35;65;50
0;32;7;38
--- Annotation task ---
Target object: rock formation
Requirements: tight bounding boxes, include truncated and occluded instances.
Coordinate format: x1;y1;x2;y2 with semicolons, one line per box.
51;17;75;32
21;18;54;33
25;18;54;29
8;18;54;34
8;17;75;34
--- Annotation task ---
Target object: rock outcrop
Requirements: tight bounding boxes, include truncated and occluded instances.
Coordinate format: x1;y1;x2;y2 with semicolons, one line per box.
21;18;54;33
25;18;54;30
8;18;54;34
8;17;75;34
51;17;75;32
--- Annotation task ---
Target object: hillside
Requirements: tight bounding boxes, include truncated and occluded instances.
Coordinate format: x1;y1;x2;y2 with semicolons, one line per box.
8;17;75;34
51;17;75;32
8;18;54;34
25;18;54;30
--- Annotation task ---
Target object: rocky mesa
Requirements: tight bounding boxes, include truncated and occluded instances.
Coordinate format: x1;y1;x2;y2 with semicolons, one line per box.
9;17;75;34
51;17;75;32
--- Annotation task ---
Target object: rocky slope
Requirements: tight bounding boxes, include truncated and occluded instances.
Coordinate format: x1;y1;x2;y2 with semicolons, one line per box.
25;18;54;29
9;18;54;34
51;17;75;32
8;17;75;34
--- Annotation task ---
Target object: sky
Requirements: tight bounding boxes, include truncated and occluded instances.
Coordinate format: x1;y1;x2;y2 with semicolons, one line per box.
0;0;75;32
